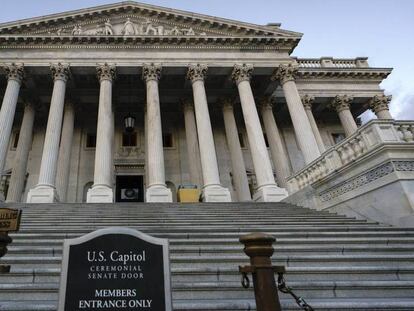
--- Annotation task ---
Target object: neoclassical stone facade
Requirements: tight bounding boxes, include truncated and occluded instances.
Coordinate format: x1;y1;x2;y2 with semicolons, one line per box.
1;2;409;217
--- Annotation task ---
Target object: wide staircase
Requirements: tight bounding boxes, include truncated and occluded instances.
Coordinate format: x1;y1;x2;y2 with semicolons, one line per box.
0;202;414;310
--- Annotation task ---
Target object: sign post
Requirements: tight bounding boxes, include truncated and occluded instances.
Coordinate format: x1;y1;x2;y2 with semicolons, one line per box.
58;227;172;311
0;208;22;273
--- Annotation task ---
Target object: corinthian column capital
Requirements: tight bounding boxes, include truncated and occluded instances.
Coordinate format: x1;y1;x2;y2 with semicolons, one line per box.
301;94;315;110
181;98;194;111
5;63;25;83
369;94;392;114
257;96;275;111
186;64;208;83
231;64;254;85
51;63;70;82
329;95;354;113
271;63;298;85
220;97;236;110
96;63;116;83
142;63;162;82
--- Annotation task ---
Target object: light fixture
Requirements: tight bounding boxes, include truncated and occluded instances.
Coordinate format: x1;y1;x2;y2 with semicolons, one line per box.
124;114;135;132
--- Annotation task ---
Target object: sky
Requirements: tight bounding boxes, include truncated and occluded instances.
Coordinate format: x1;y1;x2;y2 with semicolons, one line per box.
0;0;413;121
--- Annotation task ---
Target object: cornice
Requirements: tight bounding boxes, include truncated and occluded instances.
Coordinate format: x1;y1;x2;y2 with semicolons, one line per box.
296;68;392;80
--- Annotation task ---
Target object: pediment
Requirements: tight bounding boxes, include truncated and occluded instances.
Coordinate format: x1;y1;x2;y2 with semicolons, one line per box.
0;1;302;39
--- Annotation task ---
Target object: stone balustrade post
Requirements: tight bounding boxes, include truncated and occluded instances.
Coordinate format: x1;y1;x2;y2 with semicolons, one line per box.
221;98;251;201
301;95;326;152
56;101;75;202
6;102;35;202
272;63;321;164
27;63;70;203
0;64;24;201
329;95;357;137
232;64;287;202
259;97;291;190
187;64;231;202
142;64;172;202
369;95;393;120
87;64;116;203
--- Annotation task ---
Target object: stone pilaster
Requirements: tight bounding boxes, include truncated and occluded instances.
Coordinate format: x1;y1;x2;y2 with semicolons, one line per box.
221;98;251;201
369;95;393;119
232;64;287;202
6;102;35;202
187;64;231;202
301;95;326;152
0;64;24;201
56;101;75;202
142;64;172;202
182;99;202;187
27;63;70;203
258;97;291;190
272;63;321;164
87;63;116;203
329;95;357;137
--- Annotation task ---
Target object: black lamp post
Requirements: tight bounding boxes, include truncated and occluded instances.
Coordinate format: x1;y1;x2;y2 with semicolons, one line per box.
124;114;135;132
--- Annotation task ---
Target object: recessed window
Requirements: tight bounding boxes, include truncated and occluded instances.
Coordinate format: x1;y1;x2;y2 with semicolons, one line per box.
238;133;246;148
163;133;174;148
122;132;137;147
263;133;270;148
332;133;346;144
86;133;97;148
12;131;20;149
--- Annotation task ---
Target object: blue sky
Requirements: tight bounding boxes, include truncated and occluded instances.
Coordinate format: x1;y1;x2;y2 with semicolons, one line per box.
1;0;413;120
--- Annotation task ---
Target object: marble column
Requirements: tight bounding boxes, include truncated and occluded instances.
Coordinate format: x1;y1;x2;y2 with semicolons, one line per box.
186;64;231;202
0;64;24;201
6;102;35;202
55;101;75;202
87;64;116;203
27;63;70;203
182;99;202;187
221;98;251;201
232;64;287;202
329;95;357;137
301;95;326;152
142;64;172;202
259;97;291;190
369;95;393;119
272;64;321;164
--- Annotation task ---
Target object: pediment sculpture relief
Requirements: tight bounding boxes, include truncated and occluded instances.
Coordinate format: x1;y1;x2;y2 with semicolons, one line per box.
52;18;206;37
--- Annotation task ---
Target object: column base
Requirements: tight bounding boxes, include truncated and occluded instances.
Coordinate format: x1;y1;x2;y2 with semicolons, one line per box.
87;185;113;203
253;185;288;202
146;185;173;203
202;185;232;202
27;185;59;203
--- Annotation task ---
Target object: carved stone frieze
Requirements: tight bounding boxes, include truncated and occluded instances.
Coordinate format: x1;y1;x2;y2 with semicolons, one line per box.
231;64;254;85
329;95;354;113
369;94;392;114
4;63;24;82
186;64;208;83
142;63;162;82
301;95;315;110
271;63;298;85
50;63;70;82
96;63;116;82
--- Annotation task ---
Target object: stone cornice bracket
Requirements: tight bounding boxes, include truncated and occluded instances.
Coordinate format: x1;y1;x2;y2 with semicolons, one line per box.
51;63;70;82
231;64;254;85
4;63;24;83
301;94;315;110
329;95;354;113
271;63;298;85
257;96;275;111
369;94;392;114
142;63;162;82
96;63;116;83
186;64;208;83
220;97;236;110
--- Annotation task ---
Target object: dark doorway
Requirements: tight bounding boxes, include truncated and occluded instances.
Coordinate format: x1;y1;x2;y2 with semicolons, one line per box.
116;175;144;203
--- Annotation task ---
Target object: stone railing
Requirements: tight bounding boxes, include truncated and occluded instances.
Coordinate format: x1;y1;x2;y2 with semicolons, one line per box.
297;57;369;69
287;120;414;193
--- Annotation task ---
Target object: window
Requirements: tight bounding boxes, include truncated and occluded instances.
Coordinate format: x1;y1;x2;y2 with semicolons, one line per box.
238;133;246;148
86;133;96;148
163;133;174;148
332;133;346;144
263;133;270;148
12;131;20;149
122;132;137;147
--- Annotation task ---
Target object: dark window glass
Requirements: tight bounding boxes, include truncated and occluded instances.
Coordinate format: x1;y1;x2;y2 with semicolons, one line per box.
86;133;96;148
163;133;173;148
122;132;137;147
238;133;245;148
13;131;20;149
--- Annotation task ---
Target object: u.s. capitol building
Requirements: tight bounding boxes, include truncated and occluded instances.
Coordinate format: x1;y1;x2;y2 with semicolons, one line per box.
0;1;413;227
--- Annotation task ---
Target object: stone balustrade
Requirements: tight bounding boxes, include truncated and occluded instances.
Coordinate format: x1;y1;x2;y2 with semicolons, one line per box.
287;120;414;193
297;57;369;69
